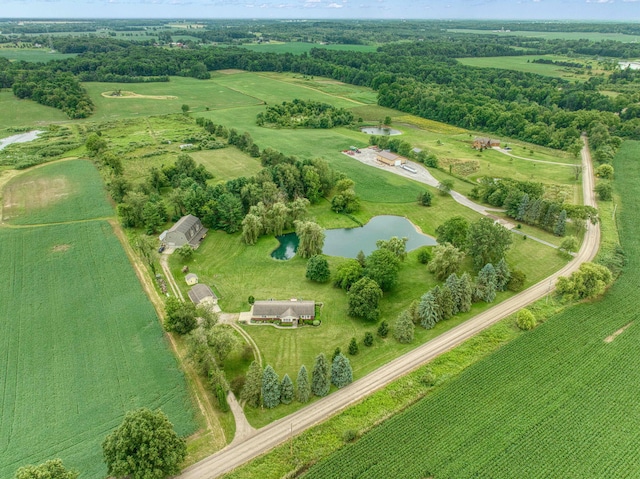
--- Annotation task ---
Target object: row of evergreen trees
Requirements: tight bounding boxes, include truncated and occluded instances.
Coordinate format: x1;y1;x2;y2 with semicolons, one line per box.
240;353;353;409
393;260;514;344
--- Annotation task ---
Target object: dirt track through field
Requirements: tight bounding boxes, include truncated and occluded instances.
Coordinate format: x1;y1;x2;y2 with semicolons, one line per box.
178;136;600;478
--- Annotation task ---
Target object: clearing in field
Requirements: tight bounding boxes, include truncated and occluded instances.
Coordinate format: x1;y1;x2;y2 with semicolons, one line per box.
305;141;640;479
101;90;178;100
1;159;114;225
0;160;196;478
456;54;605;82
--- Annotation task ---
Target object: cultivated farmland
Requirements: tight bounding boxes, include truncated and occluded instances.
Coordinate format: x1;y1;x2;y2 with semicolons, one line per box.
0;160;196;478
304;141;640;478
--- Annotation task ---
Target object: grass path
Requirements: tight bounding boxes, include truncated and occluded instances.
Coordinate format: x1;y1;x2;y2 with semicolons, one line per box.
495;147;576;166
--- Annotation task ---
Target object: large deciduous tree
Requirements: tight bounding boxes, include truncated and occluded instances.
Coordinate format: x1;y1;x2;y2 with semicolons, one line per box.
365;248;400;291
295;220;325;258
333;259;363;291
435;216;469;249
306;255;331;283
241;213;262;245
556;262;612;301
347;277;383;322
466;218;512;270
207;325;239;366
428;243;465;281
102;408;186;479
164;297;197;335
376;236;408;261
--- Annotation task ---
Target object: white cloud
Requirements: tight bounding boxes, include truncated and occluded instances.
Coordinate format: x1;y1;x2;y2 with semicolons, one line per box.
327;1;343;6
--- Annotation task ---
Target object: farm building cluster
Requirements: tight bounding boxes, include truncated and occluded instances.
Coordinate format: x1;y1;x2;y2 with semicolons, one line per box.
472;137;501;150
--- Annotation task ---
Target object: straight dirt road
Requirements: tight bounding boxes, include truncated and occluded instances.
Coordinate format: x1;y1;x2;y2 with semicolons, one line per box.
180;138;600;479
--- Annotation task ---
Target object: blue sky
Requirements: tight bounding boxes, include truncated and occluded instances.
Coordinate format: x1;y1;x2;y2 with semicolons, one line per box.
2;0;639;20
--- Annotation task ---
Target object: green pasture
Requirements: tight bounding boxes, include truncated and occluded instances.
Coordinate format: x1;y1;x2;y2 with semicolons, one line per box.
448;28;640;43
457;54;604;81
2;159;114;225
210;72;359;108
305;141;639;479
0;47;77;63
257;72;378;105
82;77;263;121
236;42;378;55
190;148;263;182
0;90;68;129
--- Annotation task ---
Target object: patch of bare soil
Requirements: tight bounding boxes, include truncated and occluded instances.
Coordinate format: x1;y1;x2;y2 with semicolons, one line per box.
3;176;69;220
51;244;71;253
216;69;245;75
101;91;178;100
605;322;633;343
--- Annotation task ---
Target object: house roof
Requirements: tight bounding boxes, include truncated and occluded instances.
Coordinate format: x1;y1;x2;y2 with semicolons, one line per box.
377;150;400;161
188;284;217;305
252;300;315;318
170;215;201;235
166;214;208;247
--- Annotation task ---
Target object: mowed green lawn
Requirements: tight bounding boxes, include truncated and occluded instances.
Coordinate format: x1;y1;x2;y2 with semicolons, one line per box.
2;159;114;225
305;141;640;479
0;160;196;478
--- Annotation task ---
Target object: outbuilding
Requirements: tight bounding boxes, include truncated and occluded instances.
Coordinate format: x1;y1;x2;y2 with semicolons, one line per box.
187;284;218;306
376;150;407;166
473;137;501;150
159;214;208;249
185;273;199;285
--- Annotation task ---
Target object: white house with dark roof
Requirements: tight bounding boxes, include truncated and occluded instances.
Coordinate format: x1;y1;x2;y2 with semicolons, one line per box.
159;214;208;249
251;299;315;325
187;284;218;306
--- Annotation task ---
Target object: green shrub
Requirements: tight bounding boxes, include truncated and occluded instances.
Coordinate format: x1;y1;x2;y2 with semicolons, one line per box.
516;309;537;331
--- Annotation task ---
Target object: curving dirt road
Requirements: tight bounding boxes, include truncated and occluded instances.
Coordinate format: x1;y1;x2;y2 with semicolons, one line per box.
179;138;599;479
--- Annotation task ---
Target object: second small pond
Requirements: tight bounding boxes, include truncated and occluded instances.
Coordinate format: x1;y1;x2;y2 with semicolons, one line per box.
272;215;436;260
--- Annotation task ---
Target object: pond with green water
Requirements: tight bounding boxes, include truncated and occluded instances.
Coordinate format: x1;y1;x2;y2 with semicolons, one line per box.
271;215;436;260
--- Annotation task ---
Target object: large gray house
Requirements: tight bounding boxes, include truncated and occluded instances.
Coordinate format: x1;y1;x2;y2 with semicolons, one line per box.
159;214;207;249
251;300;315;325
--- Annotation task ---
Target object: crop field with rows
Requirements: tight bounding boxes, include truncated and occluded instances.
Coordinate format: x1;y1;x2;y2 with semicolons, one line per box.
0;160;196;478
305;141;640;478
